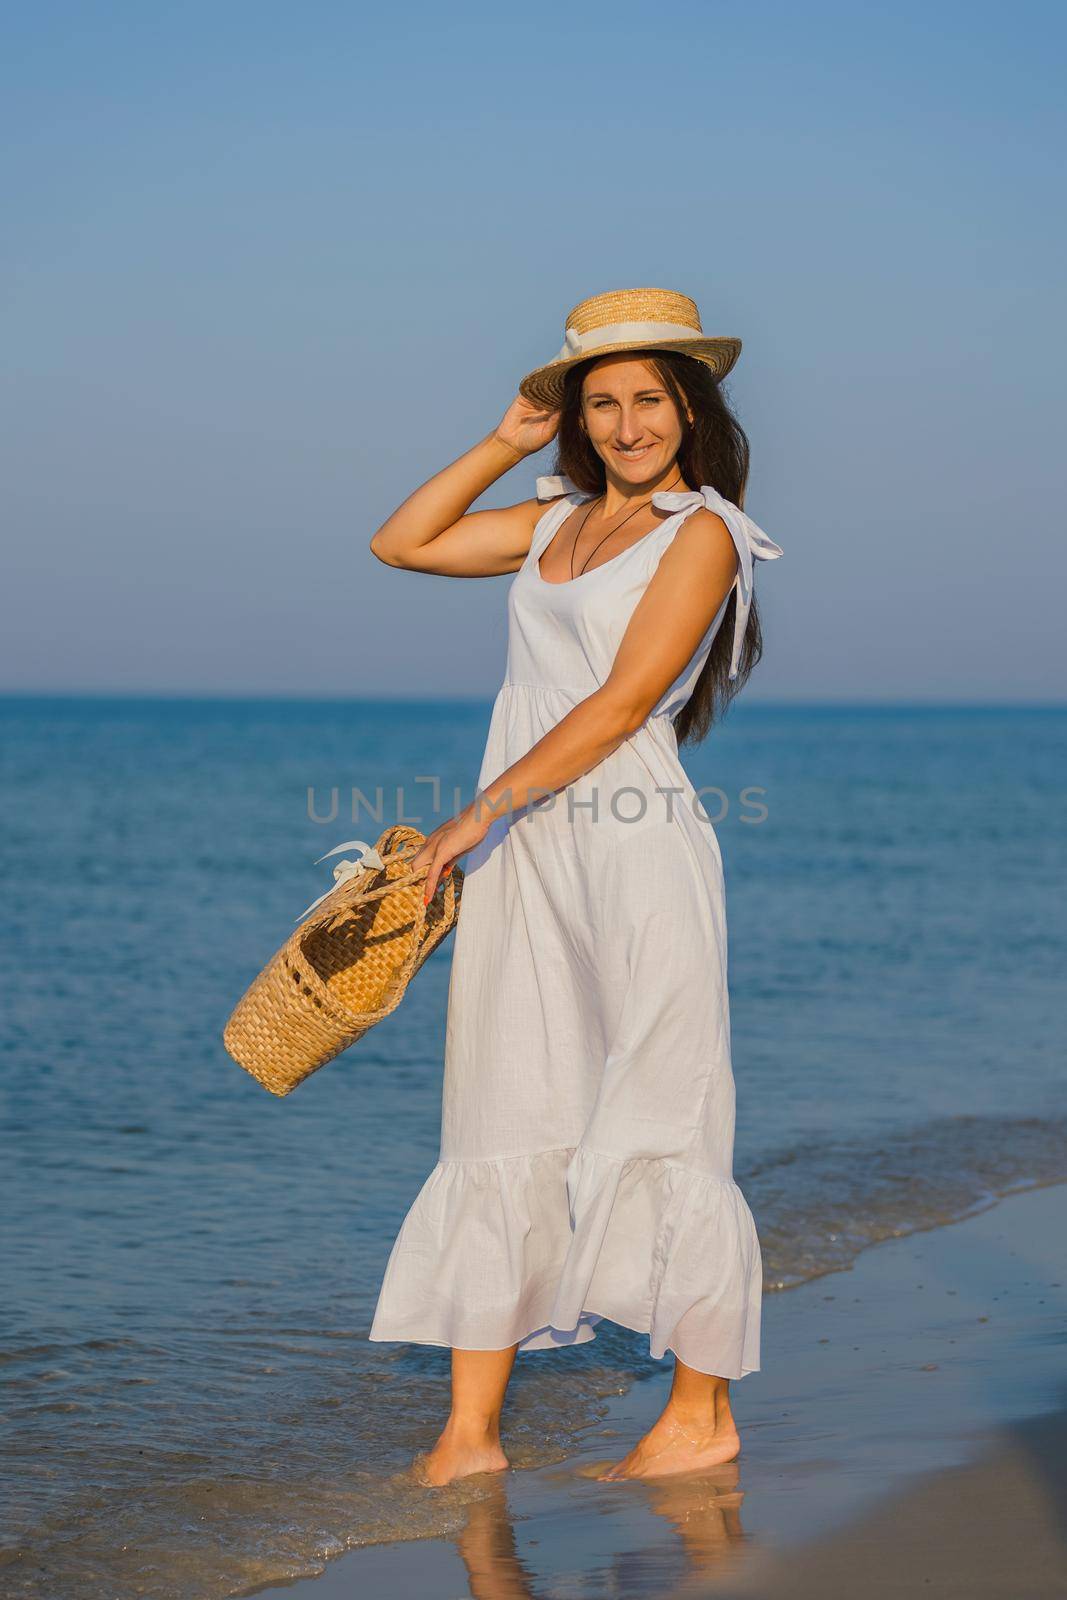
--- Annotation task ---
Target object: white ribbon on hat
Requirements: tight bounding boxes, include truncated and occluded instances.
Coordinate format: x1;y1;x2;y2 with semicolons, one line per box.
553;320;705;362
535;475;783;681
294;839;387;922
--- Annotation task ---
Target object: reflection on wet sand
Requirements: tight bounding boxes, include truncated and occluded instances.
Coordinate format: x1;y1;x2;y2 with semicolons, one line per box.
439;1460;750;1600
454;1480;534;1600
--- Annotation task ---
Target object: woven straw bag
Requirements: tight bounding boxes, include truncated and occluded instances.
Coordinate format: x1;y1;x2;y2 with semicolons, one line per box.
223;823;463;1096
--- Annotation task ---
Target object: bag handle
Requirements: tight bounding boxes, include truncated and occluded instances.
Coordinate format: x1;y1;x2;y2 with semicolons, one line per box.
301;829;458;938
284;829;460;1030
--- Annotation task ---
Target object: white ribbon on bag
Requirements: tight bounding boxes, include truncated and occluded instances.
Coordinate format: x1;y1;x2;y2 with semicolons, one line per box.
294;839;387;923
535;475;783;680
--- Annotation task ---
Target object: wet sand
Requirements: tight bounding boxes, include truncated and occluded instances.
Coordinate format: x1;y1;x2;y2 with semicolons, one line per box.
245;1181;1067;1599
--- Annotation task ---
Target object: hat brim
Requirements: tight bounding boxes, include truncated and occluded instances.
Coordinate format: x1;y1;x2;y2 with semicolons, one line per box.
518;336;741;411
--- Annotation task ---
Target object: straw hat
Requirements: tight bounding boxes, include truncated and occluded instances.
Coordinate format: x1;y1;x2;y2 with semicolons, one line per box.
518;287;741;411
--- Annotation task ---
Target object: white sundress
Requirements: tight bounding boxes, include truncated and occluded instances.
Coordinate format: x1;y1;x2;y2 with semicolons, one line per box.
368;474;783;1379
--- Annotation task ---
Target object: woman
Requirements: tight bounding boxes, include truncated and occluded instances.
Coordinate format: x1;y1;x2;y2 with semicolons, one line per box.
367;287;782;1486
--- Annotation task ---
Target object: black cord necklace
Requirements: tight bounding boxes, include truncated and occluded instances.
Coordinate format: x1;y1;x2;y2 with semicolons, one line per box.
570;472;684;579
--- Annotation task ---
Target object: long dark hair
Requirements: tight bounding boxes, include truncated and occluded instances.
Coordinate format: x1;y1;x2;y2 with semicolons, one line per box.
552;350;761;747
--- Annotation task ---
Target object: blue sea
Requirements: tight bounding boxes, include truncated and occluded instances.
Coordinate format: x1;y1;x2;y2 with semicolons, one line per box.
2;697;1065;1599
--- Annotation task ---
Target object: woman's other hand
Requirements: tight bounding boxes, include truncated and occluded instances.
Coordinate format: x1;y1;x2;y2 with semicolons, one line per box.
411;804;491;905
493;394;561;460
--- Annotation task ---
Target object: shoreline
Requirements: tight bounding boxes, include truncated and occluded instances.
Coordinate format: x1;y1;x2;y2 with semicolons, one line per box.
244;1179;1067;1599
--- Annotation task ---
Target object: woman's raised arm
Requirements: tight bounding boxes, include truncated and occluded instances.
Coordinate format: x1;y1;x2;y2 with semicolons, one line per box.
369;397;560;577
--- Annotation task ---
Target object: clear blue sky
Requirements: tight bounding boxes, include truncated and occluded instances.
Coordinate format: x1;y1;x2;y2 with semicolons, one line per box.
2;0;1063;700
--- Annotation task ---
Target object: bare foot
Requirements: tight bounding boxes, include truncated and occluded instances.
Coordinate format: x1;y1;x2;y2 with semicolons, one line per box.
595;1405;741;1481
411;1419;510;1487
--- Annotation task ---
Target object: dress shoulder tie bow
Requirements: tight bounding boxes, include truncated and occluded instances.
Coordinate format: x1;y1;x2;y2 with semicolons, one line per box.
535;476;782;680
536;473;589;501
652;484;782;680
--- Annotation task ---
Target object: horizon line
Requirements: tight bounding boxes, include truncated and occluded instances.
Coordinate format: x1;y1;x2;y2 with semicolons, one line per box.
1;691;1065;712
